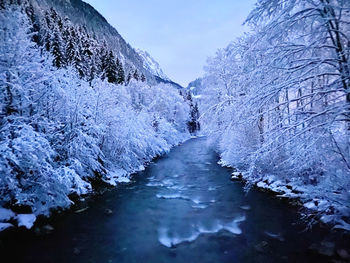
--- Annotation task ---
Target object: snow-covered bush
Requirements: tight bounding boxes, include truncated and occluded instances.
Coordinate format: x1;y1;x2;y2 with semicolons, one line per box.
199;0;350;225
0;5;190;217
0;123;72;215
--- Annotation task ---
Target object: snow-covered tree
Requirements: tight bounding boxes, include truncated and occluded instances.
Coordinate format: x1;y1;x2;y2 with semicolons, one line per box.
199;0;350;225
0;2;191;219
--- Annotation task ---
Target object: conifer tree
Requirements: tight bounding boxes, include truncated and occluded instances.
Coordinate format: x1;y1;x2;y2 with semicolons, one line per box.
51;32;64;68
104;51;118;83
24;2;40;43
133;69;139;81
116;57;125;84
141;73;146;82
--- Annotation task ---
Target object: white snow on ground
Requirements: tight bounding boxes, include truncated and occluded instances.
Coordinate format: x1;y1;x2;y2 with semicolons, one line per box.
0;207;15;221
103;169;131;186
197;0;350;233
0;207;37;230
17;214;36;229
135;49;170;80
0;223;13;231
0;7;192;231
116;177;131;183
334;220;350;232
230;171;350;231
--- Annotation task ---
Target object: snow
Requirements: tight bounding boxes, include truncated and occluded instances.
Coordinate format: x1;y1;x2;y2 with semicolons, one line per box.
135;49;170;80
2;0;349;235
304;201;317;210
196;0;350;231
192;94;202;99
334;220;350;232
228;168;350;231
0;223;13;231
104;169;130;186
257;181;268;188
0;5;192;231
17;214;36;229
116;177;131;183
0;207;15;221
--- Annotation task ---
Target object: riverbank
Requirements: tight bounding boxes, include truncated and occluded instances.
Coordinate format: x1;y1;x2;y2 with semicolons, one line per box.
0;137;349;263
0;134;192;233
229;167;350;233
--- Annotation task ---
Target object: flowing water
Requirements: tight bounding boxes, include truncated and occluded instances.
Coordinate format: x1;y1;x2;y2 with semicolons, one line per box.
0;138;347;262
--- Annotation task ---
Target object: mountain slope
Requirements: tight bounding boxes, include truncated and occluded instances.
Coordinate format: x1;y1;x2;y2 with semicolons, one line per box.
136;49;170;81
28;0;172;85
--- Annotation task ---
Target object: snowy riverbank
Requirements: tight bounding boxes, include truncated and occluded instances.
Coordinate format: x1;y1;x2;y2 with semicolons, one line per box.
0;134;192;232
228;167;350;232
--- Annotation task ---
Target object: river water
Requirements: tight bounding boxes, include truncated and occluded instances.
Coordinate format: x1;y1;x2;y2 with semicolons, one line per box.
0;138;346;262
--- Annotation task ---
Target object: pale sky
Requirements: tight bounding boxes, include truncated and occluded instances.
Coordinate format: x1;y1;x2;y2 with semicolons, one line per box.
83;0;256;86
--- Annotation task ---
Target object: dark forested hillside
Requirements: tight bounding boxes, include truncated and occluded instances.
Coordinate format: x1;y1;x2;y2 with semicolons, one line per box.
2;0;174;85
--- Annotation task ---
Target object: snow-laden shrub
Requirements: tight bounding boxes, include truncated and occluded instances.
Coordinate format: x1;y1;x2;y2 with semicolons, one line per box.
0;6;191;217
198;0;350;225
218;121;260;169
0;123;71;214
99;81;190;174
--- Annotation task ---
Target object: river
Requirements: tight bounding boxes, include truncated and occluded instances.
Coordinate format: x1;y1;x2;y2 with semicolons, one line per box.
0;137;347;262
